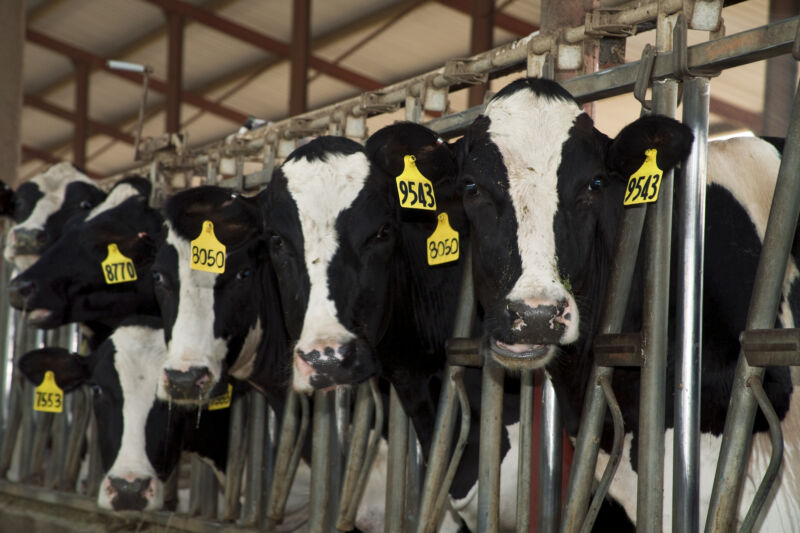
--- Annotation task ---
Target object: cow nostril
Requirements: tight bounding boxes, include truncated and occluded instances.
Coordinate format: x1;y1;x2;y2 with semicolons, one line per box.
164;366;213;398
8;278;37;309
108;476;153;510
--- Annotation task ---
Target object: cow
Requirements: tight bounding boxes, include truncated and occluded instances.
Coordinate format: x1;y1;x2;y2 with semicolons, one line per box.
263;124;517;531
456;76;800;530
16;316;231;512
3;163;106;271
7;176;161;346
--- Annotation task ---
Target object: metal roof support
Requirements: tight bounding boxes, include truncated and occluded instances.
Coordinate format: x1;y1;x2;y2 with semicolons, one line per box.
762;0;800;136
290;0;311;116
468;0;494;108
437;0;538;36
24;95;135;145
73;60;90;169
166;10;184;134
0;0;23;188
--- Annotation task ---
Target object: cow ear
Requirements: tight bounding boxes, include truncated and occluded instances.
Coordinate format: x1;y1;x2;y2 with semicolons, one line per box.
113;175;152;200
0;180;14;217
607;115;693;178
17;347;91;393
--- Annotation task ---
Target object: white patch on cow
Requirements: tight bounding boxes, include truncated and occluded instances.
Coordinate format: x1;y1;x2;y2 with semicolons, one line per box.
4;162;95;268
227;321;264;380
484;89;581;345
281;151;370;390
157;225;228;402
596;386;800;530
85;183;139;221
450;421;520;531
97;324;166;511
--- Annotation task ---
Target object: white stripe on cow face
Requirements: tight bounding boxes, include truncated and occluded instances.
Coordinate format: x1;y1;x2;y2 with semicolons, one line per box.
484;88;581;345
85;183;139;221
282;151;371;392
157;224;228;401
97;325;165;511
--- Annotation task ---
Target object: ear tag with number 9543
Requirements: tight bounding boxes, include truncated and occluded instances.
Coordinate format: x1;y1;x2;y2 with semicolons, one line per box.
396;155;437;211
623;148;663;206
34;370;63;413
101;243;138;284
191;220;226;274
207;383;233;411
427;213;459;266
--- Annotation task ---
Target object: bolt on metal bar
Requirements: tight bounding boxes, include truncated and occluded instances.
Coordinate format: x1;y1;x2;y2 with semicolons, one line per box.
477;352;505;532
516;370;534;532
672;75;709;533
636;76;678;532
537;372;562;533
385;385;409;533
222;392;248;521
705;71;800;533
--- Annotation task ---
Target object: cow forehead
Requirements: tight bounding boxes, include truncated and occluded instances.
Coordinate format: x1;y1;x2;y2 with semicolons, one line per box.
165;222;216;288
86;183;140;221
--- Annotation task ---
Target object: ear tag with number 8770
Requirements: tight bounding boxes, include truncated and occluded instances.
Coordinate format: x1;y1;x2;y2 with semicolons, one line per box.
623;148;663;206
191;220;226;274
101;243;138;284
207;383;233;411
396;155;437;211
34;370;63;413
427;213;459;266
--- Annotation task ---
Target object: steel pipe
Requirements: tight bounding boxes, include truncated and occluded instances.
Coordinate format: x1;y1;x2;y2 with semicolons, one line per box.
385;385;409;533
222;393;248;521
241;390;267;526
537;372;562;533
308;390;335;532
477;353;505;532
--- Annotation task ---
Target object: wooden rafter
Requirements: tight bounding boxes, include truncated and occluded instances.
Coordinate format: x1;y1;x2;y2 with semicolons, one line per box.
21;145;104;179
23;94;134;144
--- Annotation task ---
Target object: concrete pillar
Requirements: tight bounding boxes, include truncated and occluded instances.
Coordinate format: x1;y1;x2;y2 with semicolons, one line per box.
0;0;24;188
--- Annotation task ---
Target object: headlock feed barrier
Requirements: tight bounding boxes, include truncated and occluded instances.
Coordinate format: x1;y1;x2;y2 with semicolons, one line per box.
1;1;799;531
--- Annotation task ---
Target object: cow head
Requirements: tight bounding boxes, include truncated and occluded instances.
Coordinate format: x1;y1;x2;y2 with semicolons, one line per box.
7;177;160;331
153;187;274;403
4;163;106;270
458;77;692;366
266;126;462;393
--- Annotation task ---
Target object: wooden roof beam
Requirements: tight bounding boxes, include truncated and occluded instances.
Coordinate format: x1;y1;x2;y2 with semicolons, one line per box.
24;94;135;144
26;29;248;125
21;145;104;179
141;0;383;91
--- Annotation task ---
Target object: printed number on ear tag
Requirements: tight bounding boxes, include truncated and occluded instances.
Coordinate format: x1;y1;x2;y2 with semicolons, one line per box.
623;148;664;206
34;370;63;413
207;384;233;411
396;155;437;211
427;213;459;266
101;243;138;284
191;220;226;274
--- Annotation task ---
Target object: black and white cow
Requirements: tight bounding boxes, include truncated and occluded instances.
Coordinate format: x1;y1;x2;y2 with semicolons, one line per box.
4;162;106;270
457;77;800;530
17;316;231;512
264;124;517;531
7;176;160;345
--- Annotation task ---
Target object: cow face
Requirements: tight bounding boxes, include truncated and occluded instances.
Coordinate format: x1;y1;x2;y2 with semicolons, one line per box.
4;163;106;270
18;319;168;511
153;187;267;403
7;177;160;329
459;78;692;365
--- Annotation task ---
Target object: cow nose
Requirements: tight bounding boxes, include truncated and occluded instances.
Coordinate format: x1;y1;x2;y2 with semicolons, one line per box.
108;476;154;511
8;278;37;310
12;228;46;254
505;298;572;344
163;366;212;399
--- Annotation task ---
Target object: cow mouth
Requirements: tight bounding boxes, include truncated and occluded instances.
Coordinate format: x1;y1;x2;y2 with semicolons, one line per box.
27;308;55;326
490;338;554;367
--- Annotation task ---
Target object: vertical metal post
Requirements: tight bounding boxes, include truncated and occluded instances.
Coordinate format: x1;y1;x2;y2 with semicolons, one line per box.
537;372;562;533
289;0;311;115
73;60;89;169
0;264;13;438
516;370;534;532
477;353;504;532
309;390;334;532
637;76;678;532
673;76;709;533
241;390;267;527
468;0;494;107
223;393;248;521
705;71;800;533
386;386;409;533
165;9;183;133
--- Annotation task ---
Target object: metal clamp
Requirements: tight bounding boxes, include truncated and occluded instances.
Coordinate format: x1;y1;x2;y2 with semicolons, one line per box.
286;117;328;138
360;91;400;115
443;58;488;85
633;43;657;111
584;9;636;38
672;13;721;79
793;16;800;61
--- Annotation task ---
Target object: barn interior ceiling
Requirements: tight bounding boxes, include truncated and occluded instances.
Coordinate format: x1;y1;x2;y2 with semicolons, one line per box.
19;0;790;182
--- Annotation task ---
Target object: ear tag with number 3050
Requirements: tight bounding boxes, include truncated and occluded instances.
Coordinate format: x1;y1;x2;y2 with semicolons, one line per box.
207;383;233;411
34;370;63;413
427;213;459;266
101;243;138;284
623;148;663;206
191;220;226;274
396;155;437;211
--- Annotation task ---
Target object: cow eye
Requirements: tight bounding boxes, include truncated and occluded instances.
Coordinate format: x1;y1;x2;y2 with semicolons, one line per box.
270;234;283;249
91;384;103;398
588;176;604;191
152;271;165;284
79;200;94;209
375;223;392;241
464;180;479;196
236;268;252;280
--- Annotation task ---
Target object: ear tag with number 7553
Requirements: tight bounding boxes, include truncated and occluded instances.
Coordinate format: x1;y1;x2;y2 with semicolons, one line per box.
427;213;459;266
396;155;437;211
623;148;663;206
191;220;226;274
34;370;63;413
101;243;137;284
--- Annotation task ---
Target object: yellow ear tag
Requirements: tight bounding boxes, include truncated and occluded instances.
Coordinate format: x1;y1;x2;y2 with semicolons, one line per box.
34;370;63;413
396;155;437;211
623;148;664;206
101;243;138;284
207;383;233;411
191;220;226;274
427;213;460;266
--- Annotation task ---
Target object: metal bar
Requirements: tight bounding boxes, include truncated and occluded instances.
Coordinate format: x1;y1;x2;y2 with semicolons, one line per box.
198;462;219;519
385;385;409;533
673;75;709;533
537;371;562;533
85;410;103;497
516;370;534;532
289;0;311;115
165;10;184;133
241;390;267;526
188;454;203;516
337;382;374;530
73;60;89;168
468;0;494;107
223;393;248;521
405;416;422;532
61;387;90;491
477;352;504;532
309;390;334;532
705;69;800;533
335;386;352;458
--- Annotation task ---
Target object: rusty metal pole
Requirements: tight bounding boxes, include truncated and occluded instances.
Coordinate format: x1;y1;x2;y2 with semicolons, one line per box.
73;60;89;169
290;0;311;116
165;9;183;134
468;0;494;107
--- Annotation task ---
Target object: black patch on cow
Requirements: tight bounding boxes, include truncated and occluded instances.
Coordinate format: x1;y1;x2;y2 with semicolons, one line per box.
90;339;125;472
0;180;15;217
153;244;179;346
284;135;362;164
12;182;44;223
491;76;577;106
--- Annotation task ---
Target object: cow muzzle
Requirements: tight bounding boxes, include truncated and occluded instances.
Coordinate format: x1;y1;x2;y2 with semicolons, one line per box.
11;227;47;256
491;298;576;366
162;366;213;400
104;475;158;511
293;339;379;393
